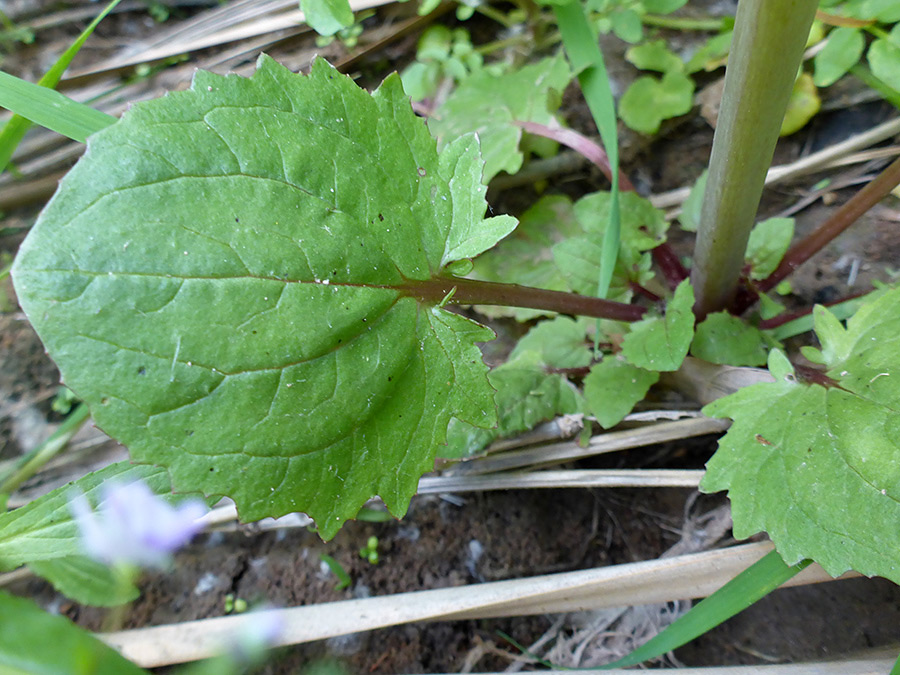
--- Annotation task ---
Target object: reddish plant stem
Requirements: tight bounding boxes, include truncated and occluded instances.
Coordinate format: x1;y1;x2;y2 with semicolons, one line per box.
793;363;840;389
651;244;689;291
757;155;900;295
629;281;662;303
514;120;635;191
402;277;646;322
727;280;759;316
546;365;594;378
757;289;871;330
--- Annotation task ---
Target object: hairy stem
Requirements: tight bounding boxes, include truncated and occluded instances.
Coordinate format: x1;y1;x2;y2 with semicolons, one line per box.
758;155;900;294
690;0;818;319
403;277;646;322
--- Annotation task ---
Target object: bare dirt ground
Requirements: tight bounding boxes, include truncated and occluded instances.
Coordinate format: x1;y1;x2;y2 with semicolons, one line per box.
2;1;900;672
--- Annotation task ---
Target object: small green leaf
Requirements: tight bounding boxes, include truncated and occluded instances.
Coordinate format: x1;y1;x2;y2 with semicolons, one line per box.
757;292;785;321
619;70;694;134
679;170;708;233
626;39;684;73
440;135;518;264
12;57;505;539
813;27;864;87
684;31;733;74
584;356;659;429
868;34;900;93
300;0;353;36
29;556;139;607
510;316;593;368
622;279;695;372
400;61;440;101
691;312;768;366
780;72;820;136
552;236;651;302
766;348;794;381
642;0;688;12
701;287;900;583
745;216;794;280
417;24;453;60
610;8;643;43
442;356;583;458
0;591;149;674
845;0;900;22
552;190;666;302
429;54;571;180
574;191;667;252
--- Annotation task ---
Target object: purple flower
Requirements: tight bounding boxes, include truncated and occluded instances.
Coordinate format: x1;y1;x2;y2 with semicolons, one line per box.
69;479;208;569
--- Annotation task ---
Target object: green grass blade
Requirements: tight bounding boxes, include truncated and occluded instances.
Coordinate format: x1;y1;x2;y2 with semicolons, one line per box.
600;549;811;669
0;70;115;145
891;651;900;675
0;403;90;510
553;1;619;301
0;0;121;162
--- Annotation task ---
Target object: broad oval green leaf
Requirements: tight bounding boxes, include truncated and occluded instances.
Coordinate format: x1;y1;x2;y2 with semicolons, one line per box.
583;356;658;429
701;288;900;583
690;312;768;367
12;56;515;539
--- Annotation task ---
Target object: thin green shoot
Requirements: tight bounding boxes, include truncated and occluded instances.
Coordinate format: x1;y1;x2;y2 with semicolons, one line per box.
0;0;122;171
319;554;352;590
0;403;90;509
552;1;620;305
553;1;620;355
891;651;900;675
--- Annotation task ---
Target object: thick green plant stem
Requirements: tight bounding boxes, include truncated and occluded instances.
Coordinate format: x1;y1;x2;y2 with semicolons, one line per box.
691;0;818;319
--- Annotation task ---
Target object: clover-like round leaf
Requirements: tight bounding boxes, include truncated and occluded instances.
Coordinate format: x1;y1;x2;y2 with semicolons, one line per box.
12;56;516;539
702;289;900;582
